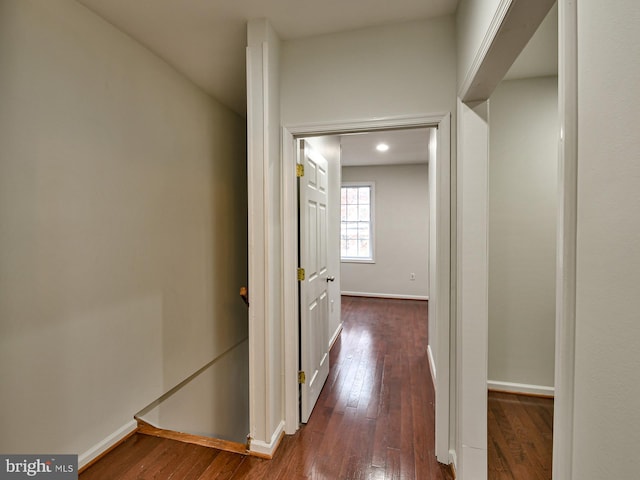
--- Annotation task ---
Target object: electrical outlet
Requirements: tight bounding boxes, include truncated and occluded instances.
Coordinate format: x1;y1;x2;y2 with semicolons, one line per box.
410;273;416;281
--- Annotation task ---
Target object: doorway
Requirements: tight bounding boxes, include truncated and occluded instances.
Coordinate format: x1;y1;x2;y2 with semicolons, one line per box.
486;4;558;478
297;128;432;422
282;114;452;464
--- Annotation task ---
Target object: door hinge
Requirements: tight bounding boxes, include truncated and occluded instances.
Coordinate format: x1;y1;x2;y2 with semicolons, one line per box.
296;164;304;177
297;268;305;281
298;371;306;384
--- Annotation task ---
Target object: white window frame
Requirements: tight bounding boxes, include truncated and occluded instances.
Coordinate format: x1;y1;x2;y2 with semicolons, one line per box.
340;181;375;263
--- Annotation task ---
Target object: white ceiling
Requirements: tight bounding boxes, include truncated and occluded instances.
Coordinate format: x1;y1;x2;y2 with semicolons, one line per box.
78;0;459;115
340;128;431;167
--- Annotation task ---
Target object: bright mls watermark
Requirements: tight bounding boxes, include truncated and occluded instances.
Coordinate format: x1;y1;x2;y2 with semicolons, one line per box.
0;455;77;479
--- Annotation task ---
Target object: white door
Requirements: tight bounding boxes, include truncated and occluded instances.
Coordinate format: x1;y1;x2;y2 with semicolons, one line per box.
299;140;331;423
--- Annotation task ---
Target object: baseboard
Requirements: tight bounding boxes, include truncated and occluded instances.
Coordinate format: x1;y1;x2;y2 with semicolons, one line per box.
78;419;137;471
488;380;555;397
341;291;429;301
427;344;437;389
329;323;343;350
249;420;285;459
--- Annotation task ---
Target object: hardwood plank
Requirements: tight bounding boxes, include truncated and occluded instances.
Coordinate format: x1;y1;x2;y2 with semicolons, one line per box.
384;448;401;480
80;434;168;480
117;437;191;479
488;390;554;480
196;451;244;479
168;444;222;480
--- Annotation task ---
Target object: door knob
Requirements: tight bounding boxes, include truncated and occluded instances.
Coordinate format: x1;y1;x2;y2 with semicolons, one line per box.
326;276;336;282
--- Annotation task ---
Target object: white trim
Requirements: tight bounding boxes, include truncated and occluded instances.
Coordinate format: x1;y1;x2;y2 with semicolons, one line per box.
329;323;343;351
78;420;137;469
246;21;282;448
282;113;451;463
488;380;555;397
282;131;299;435
260;39;273;448
433;115;451;465
553;1;577;478
249;420;285;458
427;344;437;389
245;42;260;444
458;0;512;100
449;449;458;472
341;291;428;301
283;114;450;137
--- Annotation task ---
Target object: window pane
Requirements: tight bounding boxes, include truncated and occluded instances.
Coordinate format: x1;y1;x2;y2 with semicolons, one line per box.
357;222;370;240
346;187;358;204
341;205;347;221
347;205;358;221
345;238;358;257
358;187;370;204
346;223;358;238
358;205;369;222
358;239;370;257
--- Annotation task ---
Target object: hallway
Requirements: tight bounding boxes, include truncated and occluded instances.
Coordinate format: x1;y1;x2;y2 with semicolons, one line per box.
81;296;452;479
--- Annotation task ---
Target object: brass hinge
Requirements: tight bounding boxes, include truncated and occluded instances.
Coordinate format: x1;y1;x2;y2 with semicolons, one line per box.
297;268;305;281
298;371;306;384
296;164;304;177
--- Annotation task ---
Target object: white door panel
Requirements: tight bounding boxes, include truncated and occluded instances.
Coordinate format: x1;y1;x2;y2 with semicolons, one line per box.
300;140;330;423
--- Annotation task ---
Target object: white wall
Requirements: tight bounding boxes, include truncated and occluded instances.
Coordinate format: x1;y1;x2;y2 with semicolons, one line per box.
0;0;248;463
341;164;429;299
305;136;342;345
281;17;457;126
488;77;557;391
571;1;640;477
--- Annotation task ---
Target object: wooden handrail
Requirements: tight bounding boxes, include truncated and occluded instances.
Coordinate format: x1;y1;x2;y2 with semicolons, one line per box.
240;286;249;307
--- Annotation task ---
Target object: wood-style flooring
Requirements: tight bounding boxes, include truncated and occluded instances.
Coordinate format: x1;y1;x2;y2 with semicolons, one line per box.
80;296;453;479
488;391;554;480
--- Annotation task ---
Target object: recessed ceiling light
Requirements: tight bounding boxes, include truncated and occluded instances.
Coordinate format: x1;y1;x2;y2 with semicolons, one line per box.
376;143;389;152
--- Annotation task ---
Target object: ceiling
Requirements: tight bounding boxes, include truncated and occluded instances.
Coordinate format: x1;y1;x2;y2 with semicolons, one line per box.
78;0;459;115
340;128;431;167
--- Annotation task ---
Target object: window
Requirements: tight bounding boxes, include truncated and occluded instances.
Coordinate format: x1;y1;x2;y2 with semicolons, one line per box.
341;183;374;262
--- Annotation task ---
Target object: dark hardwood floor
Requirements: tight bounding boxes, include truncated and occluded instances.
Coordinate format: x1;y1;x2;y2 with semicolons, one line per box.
488;391;554;480
81;296;453;479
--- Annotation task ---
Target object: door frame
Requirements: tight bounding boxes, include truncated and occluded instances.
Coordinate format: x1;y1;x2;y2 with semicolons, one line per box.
281;113;452;463
455;1;576;477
